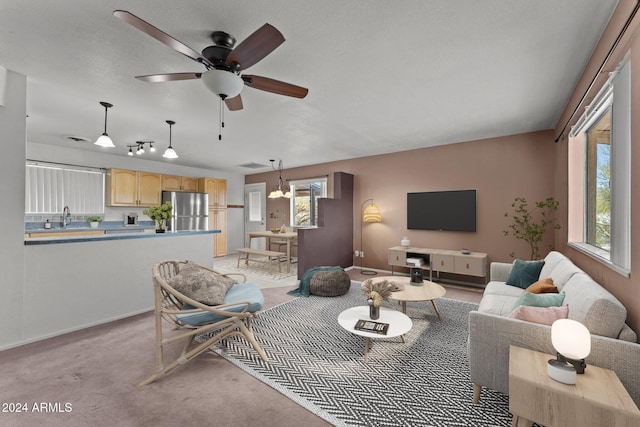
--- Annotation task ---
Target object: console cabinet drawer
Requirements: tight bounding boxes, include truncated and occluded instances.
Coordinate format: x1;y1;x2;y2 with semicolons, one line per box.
388;249;406;266
454;256;486;277
432;254;455;273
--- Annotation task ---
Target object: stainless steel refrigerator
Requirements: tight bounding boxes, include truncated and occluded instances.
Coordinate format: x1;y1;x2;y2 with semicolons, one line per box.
161;191;209;231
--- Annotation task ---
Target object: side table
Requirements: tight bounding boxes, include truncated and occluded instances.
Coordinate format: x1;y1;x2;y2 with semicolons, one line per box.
338;306;412;363
509;345;640;427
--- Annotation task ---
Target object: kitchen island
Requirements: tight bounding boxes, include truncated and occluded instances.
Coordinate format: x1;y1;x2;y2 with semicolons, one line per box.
20;228;219;348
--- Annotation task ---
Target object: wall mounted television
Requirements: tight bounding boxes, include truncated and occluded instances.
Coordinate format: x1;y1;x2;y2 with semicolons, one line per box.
407;190;476;232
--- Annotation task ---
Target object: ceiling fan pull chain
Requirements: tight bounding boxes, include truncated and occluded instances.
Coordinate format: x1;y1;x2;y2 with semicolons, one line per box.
219;98;223;141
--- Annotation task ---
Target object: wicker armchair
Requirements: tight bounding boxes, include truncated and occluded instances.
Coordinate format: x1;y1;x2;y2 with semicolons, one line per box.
139;259;267;386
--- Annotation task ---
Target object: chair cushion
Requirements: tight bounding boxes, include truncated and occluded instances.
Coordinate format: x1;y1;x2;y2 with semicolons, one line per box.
177;282;265;326
506;259;545;289
168;262;234;306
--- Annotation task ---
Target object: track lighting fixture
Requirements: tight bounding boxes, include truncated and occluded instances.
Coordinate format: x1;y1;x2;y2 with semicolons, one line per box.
95;101;115;148
126;141;155;157
163;120;178;159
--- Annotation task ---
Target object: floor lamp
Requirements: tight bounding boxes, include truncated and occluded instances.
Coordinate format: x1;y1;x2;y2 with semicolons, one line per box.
360;199;382;275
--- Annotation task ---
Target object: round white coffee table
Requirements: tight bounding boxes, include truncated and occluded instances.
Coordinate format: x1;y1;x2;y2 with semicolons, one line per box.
338;306;412;362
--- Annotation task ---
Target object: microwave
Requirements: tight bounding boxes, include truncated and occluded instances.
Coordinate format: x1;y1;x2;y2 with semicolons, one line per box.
124;213;139;226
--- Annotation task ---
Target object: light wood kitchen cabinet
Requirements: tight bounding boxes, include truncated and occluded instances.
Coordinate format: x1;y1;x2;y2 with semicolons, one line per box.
198;178;227;207
106;168;162;207
161;175;198;192
26;230;104;238
209;208;227;257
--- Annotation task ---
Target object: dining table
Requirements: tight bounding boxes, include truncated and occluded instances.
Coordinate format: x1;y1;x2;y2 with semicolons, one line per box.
247;230;298;273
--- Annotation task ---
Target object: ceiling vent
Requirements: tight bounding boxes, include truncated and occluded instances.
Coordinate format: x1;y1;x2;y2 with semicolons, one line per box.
239;162;268;169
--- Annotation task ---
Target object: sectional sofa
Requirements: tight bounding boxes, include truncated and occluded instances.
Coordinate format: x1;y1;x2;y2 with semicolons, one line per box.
468;251;640;406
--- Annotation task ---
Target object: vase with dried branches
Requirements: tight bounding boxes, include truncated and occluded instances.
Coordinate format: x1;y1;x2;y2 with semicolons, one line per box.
361;279;394;320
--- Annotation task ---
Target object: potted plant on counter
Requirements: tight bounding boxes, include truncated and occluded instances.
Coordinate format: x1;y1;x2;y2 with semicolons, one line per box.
87;216;103;228
143;202;173;233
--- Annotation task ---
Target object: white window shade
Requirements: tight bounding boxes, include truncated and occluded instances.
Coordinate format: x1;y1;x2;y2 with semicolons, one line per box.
25;163;105;214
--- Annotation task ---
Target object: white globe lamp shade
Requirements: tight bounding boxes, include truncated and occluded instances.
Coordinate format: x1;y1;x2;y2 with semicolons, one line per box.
201;69;244;99
551;319;591;360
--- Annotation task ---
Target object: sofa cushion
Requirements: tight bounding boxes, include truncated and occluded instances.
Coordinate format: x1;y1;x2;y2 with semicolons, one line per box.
539;251;567;279
478;292;519;316
483;281;526;297
561;273;627;338
547;259;583;290
506;259;545;289
510;291;565;312
526;278;558;294
507;305;569;326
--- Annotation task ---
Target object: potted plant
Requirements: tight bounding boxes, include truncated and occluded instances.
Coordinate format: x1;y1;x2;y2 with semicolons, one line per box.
503;196;561;260
269;209;282;233
87;216;103;228
143;202;173;233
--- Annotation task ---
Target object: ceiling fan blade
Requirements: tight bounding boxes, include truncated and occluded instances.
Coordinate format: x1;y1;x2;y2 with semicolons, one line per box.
225;24;285;71
225;95;244;111
113;10;213;68
242;75;308;98
135;72;202;83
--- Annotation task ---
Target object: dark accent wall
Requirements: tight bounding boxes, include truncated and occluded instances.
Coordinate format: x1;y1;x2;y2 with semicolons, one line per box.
297;172;354;279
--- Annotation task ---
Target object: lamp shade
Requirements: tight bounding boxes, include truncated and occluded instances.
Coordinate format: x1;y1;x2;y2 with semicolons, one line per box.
95;134;115;148
162;147;178;159
363;203;382;223
268;189;284;199
551;319;591;360
201;69;244;99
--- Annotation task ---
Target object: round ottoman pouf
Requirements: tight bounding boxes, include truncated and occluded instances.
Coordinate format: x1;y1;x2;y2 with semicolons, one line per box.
310;270;351;297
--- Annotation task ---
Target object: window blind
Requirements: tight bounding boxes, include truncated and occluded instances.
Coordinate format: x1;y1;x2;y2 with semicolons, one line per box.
25;163;105;214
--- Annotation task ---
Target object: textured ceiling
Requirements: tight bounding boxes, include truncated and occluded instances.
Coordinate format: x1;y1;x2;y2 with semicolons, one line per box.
0;0;617;173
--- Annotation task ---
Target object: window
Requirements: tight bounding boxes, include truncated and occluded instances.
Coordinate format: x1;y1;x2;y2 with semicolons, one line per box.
568;55;630;275
25;162;105;214
289;178;327;227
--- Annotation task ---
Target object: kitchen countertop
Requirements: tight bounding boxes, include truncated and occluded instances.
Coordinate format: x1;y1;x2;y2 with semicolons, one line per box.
24;228;220;245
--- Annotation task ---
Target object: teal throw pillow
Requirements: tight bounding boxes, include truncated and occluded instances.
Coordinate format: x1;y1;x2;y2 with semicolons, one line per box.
510;291;565;312
506;259;545;289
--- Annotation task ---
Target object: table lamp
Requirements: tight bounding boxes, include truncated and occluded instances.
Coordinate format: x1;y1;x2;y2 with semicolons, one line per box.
547;319;591;385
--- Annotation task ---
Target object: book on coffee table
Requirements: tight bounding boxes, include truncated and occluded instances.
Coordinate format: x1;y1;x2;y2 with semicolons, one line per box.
354;319;389;335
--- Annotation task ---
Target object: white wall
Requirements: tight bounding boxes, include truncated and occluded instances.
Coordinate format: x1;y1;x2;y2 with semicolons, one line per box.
0;69;26;348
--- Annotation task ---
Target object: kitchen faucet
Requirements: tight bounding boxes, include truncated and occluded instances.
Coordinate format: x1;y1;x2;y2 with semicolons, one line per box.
62;205;71;228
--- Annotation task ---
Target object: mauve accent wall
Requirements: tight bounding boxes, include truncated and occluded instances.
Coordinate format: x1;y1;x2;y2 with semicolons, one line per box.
297;172;354;279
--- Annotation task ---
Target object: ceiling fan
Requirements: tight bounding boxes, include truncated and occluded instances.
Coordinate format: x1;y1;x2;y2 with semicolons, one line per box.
113;10;308;112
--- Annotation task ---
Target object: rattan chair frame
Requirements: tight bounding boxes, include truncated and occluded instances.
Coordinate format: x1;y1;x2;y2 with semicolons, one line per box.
139;259;267;386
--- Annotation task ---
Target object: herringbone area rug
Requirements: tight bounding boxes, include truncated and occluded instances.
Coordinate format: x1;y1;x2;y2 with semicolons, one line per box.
206;283;512;426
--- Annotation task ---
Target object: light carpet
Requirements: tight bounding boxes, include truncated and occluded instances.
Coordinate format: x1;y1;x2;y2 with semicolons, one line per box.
214;254;298;287
204;283;512;426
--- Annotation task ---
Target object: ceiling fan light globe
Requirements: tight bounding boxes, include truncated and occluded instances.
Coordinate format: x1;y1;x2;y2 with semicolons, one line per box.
163;147;178;159
202;69;243;99
95;133;115;148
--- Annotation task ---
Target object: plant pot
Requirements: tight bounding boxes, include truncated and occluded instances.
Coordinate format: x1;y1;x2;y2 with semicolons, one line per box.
89;222;99;228
155;219;166;233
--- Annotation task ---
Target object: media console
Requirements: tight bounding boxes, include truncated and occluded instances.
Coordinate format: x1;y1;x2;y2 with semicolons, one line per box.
388;246;488;282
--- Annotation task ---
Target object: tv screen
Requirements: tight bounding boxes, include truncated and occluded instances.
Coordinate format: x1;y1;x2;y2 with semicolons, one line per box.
407;190;476;232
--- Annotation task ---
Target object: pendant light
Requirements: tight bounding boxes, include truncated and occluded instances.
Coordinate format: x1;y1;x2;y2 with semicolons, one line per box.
94;101;115;148
163;120;178;159
268;159;291;198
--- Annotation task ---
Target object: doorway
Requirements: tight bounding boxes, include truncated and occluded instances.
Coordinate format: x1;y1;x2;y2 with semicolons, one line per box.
244;182;266;249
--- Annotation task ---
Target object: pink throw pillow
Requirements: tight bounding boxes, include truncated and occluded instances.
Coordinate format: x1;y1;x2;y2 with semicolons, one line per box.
507;305;569;326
